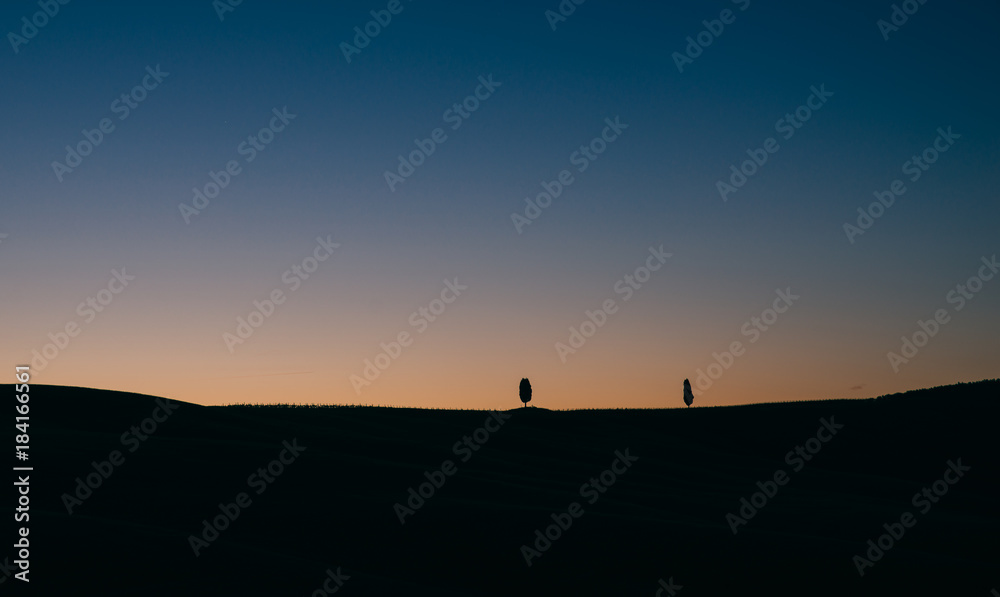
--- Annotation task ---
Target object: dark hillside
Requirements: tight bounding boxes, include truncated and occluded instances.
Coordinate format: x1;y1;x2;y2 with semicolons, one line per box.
6;380;999;595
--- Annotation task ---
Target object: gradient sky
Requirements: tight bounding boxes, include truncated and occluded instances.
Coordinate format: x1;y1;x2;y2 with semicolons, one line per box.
2;0;998;408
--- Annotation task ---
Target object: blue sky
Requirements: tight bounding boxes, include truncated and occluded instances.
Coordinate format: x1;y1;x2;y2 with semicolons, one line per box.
2;0;998;407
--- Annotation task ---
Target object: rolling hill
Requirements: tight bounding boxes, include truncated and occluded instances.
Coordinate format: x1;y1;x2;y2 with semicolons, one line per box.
5;380;999;596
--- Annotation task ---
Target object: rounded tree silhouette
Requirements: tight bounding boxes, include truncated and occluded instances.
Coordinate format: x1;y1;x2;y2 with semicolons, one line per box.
519;378;532;408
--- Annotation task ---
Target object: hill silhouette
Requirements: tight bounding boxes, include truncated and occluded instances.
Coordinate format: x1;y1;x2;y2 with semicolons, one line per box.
8;380;999;596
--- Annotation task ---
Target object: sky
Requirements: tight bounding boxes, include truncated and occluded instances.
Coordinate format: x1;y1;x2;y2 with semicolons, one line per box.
2;0;998;409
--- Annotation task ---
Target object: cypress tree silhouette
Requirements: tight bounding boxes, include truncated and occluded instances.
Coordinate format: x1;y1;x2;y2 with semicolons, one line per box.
519;378;532;408
683;379;694;408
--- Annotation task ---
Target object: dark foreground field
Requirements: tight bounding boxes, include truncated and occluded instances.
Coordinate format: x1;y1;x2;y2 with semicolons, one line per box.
5;380;999;596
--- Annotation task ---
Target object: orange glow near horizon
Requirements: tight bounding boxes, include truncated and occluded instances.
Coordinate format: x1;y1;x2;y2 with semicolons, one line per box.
5;233;997;410
11;278;996;409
